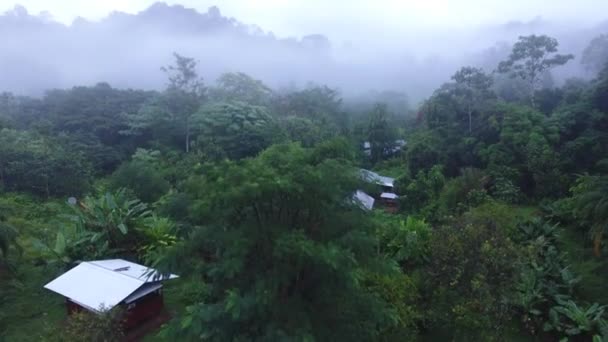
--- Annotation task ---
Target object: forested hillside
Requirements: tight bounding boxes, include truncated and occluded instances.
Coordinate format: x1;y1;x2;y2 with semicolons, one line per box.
1;31;608;341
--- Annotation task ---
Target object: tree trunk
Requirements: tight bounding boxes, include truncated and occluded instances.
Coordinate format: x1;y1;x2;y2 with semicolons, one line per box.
185;118;190;153
0;164;5;189
593;230;603;257
45;178;50;199
530;77;537;108
468;107;472;134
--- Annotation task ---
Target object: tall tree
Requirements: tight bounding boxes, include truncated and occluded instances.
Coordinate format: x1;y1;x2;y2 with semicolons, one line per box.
451;67;494;134
498;35;573;105
273;85;347;133
161;53;205;153
367;103;396;164
582;34;608;76
209;72;272;106
194;101;278;160
158;143;404;340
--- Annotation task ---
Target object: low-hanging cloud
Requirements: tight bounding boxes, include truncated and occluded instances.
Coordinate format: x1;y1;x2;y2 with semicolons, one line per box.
1;2;607;104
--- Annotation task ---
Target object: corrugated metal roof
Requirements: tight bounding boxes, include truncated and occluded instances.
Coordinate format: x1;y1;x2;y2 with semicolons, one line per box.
44;259;178;312
44;262;144;312
90;259;178;282
360;169;395;188
123;283;163;304
380;192;399;199
354;190;375;211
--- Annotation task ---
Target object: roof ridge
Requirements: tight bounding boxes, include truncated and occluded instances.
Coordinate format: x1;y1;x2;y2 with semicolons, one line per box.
86;261;150;282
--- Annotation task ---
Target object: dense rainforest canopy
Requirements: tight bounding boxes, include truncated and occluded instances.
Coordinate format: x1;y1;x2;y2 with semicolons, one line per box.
1;33;608;342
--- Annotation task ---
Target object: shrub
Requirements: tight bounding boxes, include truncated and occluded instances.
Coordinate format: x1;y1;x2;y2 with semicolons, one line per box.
110;160;169;203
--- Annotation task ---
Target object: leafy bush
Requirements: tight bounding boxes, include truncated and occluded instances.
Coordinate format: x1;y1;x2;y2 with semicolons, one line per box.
423;216;520;340
0;129;92;197
36;189;152;264
110;160;169;203
401;165;445;215
440;167;489;213
62;306;124;342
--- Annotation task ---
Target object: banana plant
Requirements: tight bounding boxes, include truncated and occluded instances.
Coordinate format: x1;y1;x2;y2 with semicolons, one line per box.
69;189;151;252
544;299;608;339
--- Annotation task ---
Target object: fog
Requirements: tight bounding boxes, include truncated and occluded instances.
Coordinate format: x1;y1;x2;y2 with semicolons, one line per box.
1;1;607;104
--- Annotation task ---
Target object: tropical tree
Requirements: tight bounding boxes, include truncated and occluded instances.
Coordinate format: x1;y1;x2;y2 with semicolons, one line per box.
279;116;329;147
0;129;91;197
209;72;272;106
498;35;574;105
451;67;494;133
157;143;406;340
424;209;520;339
110;150;170;203
582;34;608;75
71;189;151;254
367;103;397;164
195;101;278;159
273;85;347;133
161;53;205;153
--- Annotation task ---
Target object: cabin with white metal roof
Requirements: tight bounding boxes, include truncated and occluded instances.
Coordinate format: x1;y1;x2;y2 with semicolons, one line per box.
359;169;400;212
44;259;178;332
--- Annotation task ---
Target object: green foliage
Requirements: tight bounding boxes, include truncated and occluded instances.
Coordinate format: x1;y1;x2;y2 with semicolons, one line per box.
110;156;170;203
424;211;520;339
363;271;420;340
279;115;329;147
195;101;277;159
480;103;564;199
373;214;430;266
64;189;151;257
498;35;574;101
61;306;124;342
367;103;398;164
440;167;489;214
545;300;608;339
148;53;206;153
0;262;65;341
451;66;495;133
582;34;608;75
405;130;443;176
157;143;402;340
569;174;608;256
4;33;608;342
0;129;92;197
210;72;272;106
0;219;17;259
401;165;445;215
138;215;178;263
273;85;348;134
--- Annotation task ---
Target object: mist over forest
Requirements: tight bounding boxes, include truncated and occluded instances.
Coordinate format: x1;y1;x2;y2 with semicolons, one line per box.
3;1;608;341
1;2;607;104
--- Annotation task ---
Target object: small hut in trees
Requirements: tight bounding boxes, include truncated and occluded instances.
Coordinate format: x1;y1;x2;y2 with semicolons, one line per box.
359;169;400;212
44;259;178;331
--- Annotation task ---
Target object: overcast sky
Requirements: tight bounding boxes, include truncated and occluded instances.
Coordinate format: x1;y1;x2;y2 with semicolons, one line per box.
4;0;608;41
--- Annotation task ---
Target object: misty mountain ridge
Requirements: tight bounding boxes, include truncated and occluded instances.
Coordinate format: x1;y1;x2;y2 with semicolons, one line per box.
1;2;606;103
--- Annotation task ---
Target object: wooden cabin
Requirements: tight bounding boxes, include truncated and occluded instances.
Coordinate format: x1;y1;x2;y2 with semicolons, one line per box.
359;169;400;213
379;192;399;213
44;259;178;332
